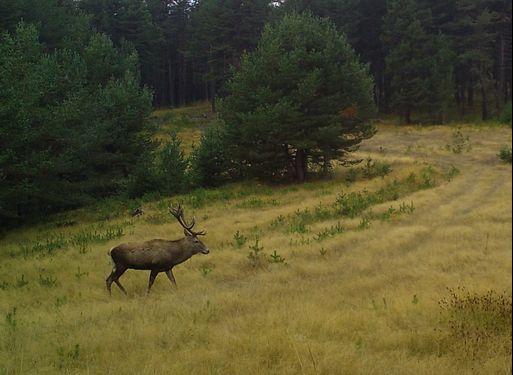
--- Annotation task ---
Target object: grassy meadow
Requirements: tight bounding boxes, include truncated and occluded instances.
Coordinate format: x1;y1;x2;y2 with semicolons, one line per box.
0;106;512;374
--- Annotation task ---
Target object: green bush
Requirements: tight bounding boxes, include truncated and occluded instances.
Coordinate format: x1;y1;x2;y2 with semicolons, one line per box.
125;153;161;199
189;125;233;188
499;101;512;125
498;146;512;164
155;133;188;194
125;134;188;198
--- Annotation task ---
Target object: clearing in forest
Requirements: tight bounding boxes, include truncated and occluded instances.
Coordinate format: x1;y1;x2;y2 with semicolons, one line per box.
0;119;511;374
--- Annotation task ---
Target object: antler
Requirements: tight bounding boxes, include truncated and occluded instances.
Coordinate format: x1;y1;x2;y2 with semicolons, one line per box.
170;204;206;236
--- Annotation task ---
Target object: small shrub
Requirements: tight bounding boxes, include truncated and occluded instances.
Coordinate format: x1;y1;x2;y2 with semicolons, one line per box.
233;230;247;249
5;307;17;330
357;218;371;230
17;234;67;258
363;158;393;179
270;215;286;228
498;145;512;164
200;263;214;276
268;251;286;264
448;128;471;154
438;287;512;360
236;198;279;209
378;206;397;221
248;238;265;268
289;221;309;234
334;190;371;218
38;274;59;288
406;172;417;185
144;213;169;225
57;344;80;370
314;222;344;241
74;267;89;280
398;201;415;214
445;165;460;181
55;296;68;308
15;275;28;288
420;166;436;188
313;203;332;221
70;224;124;248
289;236;311;247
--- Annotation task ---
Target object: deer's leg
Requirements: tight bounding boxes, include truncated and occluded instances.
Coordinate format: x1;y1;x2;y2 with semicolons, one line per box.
114;279;127;295
147;270;159;294
107;265;128;295
106;270;114;295
165;269;177;288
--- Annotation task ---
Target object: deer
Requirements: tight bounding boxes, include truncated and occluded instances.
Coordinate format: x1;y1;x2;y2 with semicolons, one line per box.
106;205;209;295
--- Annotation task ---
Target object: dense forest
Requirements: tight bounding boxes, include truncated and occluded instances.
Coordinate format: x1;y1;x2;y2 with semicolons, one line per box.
2;0;511;116
0;0;512;225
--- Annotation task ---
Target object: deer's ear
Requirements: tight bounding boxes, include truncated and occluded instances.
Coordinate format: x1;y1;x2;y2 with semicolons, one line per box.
184;229;192;237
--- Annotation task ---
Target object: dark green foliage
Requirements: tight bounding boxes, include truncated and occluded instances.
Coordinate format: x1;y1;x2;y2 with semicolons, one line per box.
189;125;233;188
126;133;188;198
498;146;512;164
155;134;188;194
499;102;512;124
125;153;161;199
383;0;456;123
81;0;159;93
0;0;91;50
279;0;388;111
220;13;376;182
188;0;273;109
0;23;152;225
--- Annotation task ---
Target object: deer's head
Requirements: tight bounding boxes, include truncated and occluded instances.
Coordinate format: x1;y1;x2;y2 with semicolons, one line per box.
170;205;209;255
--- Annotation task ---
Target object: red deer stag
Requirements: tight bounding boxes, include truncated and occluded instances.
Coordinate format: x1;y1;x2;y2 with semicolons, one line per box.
106;205;209;295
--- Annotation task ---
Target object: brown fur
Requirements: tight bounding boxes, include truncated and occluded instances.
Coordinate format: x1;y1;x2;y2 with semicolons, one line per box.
106;233;209;295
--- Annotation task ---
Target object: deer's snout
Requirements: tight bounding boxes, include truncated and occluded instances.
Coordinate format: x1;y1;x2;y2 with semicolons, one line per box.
202;248;210;255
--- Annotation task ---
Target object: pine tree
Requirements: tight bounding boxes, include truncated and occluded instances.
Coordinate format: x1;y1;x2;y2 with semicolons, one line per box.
427;34;456;123
220;13;375;182
189;0;272;111
383;0;432;122
0;23;152;225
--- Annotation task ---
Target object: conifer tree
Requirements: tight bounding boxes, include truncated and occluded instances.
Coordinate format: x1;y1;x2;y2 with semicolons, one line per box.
220;13;375;182
189;0;272;111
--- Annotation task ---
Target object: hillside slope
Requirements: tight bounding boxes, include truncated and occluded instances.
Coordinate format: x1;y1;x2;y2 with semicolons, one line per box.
0;121;511;374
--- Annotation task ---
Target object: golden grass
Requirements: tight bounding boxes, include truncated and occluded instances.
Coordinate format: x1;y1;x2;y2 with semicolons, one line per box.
151;102;212;154
0;122;511;374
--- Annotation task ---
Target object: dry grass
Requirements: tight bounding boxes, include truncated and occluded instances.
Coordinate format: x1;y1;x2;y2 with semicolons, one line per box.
151;102;211;154
0;118;511;374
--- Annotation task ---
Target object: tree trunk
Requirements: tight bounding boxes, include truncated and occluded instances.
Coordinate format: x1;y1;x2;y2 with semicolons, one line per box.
404;109;412;124
210;80;216;113
480;75;489;121
295;150;307;183
180;54;187;106
168;58;175;107
467;84;474;107
498;34;506;110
